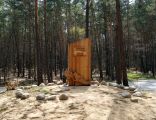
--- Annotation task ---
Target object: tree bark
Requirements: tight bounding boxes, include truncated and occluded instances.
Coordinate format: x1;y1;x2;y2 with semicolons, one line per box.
115;0;128;86
85;0;90;38
35;0;43;85
44;0;52;83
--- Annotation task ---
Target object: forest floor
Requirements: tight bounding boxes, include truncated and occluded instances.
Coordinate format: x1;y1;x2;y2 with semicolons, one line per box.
0;81;156;120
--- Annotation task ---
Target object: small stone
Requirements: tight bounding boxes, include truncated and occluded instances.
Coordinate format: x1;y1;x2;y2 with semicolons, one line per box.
53;80;58;84
116;84;124;89
46;95;56;100
50;92;57;95
100;81;107;85
132;92;143;97
59;94;68;100
32;85;38;88
68;103;78;110
15;90;30;100
123;86;129;90
36;93;45;100
134;89;138;92
61;87;70;91
109;82;117;87
120;91;131;98
129;86;136;91
16;88;23;91
39;83;45;87
91;84;98;87
47;83;54;86
24;86;32;89
57;81;63;85
131;98;139;103
27;111;43;119
91;80;100;85
15;91;23;98
21;93;30;100
19;86;25;89
63;83;68;87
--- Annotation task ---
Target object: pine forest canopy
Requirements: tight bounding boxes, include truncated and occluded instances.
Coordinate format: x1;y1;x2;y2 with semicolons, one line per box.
0;0;156;86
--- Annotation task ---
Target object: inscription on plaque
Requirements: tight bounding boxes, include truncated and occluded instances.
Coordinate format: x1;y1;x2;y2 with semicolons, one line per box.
74;47;86;56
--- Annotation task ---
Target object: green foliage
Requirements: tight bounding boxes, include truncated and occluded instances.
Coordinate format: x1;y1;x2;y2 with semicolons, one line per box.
40;88;51;94
70;26;85;37
128;72;155;80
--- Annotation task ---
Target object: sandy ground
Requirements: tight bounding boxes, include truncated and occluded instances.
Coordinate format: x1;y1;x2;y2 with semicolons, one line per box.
0;84;156;120
130;80;156;91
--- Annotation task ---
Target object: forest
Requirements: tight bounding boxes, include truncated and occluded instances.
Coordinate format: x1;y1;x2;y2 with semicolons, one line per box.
0;0;156;120
0;0;155;85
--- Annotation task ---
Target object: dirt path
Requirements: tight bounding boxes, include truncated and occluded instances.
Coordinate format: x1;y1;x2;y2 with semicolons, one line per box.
130;80;156;91
108;93;156;120
0;85;156;120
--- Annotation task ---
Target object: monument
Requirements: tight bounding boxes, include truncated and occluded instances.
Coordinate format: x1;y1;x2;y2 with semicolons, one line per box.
65;38;91;86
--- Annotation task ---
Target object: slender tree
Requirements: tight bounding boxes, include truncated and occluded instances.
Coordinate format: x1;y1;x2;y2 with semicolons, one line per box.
115;0;128;86
35;0;43;85
44;0;52;83
86;0;90;38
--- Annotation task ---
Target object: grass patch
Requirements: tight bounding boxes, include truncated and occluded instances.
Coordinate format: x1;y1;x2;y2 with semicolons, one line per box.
30;87;40;92
128;72;155;80
39;88;51;94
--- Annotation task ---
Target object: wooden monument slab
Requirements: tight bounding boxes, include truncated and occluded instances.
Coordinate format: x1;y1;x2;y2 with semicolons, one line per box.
65;38;91;86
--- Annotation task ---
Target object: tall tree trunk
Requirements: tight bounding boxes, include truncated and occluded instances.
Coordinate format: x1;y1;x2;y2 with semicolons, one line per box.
85;0;90;38
28;11;32;79
115;0;128;86
126;0;130;68
44;0;52;83
35;0;43;85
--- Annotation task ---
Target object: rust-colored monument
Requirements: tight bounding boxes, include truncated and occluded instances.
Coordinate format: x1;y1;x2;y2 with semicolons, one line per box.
65;38;91;86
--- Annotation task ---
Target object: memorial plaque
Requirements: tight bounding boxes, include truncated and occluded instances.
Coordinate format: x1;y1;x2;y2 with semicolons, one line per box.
66;38;91;86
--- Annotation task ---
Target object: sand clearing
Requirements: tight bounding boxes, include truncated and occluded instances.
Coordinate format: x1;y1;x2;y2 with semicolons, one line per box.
0;84;156;120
